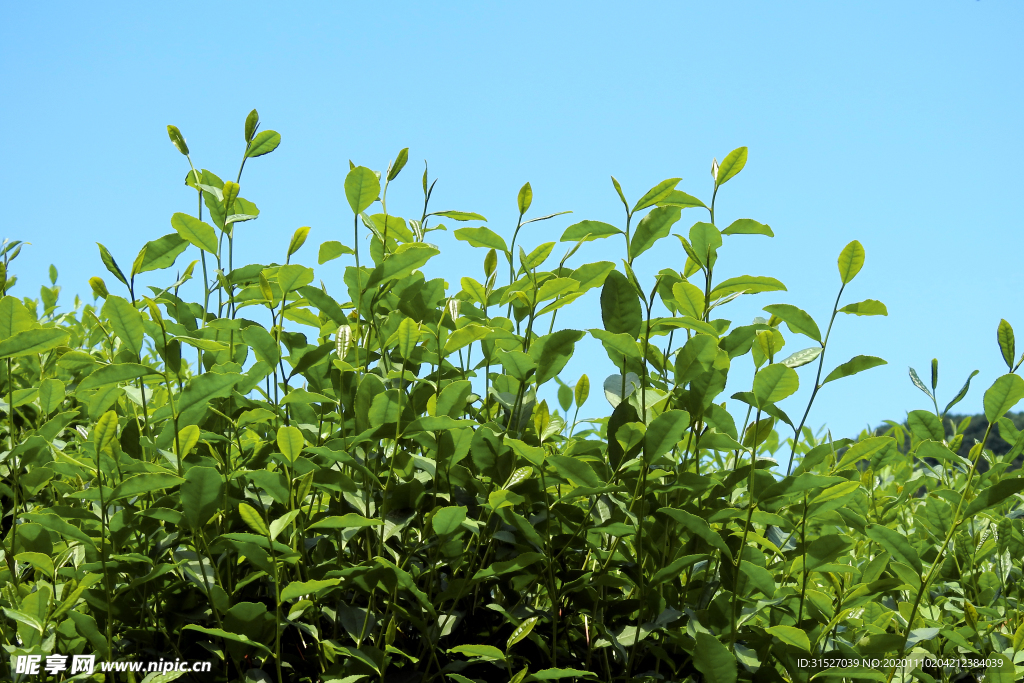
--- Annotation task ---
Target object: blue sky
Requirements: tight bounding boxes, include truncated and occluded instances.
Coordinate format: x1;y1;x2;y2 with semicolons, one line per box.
3;2;1022;448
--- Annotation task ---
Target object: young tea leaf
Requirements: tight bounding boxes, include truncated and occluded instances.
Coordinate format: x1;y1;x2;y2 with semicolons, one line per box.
821;355;886;386
837;240;866;284
998;319;1015;370
715;146;748;187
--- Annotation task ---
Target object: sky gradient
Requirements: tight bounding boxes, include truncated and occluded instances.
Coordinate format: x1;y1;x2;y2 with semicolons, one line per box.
3;2;1022;450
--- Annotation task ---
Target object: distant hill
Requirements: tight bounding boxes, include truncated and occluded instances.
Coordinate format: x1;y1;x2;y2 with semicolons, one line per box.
943;411;1024;458
874;412;1024;469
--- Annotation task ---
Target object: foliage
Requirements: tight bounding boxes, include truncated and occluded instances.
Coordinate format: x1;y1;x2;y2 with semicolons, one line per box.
2;113;1023;683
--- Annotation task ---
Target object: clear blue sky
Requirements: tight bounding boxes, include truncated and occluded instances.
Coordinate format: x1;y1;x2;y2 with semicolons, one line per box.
3;3;1022;447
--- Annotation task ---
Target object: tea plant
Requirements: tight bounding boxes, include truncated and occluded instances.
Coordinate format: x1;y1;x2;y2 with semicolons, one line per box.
2;112;1023;683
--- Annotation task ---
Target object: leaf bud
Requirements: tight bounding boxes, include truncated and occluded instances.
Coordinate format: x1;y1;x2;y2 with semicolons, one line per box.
446;298;461;322
336;325;353;358
167;125;189;156
259;271;274;303
711;158;719;182
484;249;498;281
245;109;260;143
89;276;109;299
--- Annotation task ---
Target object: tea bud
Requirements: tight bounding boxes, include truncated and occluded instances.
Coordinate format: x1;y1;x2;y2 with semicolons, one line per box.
167;125;189;156
89;276;109;299
711;158;719;182
446;298;461;321
336;325;353;358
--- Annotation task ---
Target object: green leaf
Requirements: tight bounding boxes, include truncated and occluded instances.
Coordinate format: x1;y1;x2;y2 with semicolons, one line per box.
77;363;160;391
171;213;219;255
632;178;681;213
839;299;888;316
570;261;615;292
345;166;380;214
365;243;440;289
521;242;555;271
601;270;642;339
908;367;934;401
722;218;773;236
307;514;382;530
780;347;822;368
241;326;281;366
645;410;689;461
387;147;409;181
761;304;821;343
166;125;189;155
453;227;508;252
657;189;707;209
246;130;281;158
281;578;341;602
318;240;354;264
244;109;259;143
547;455;603;488
944;370;979;414
429;210;487;222
984;373;1024;423
753;363;799;405
963;478;1024;518
176;372;242;426
526;670;598;681
21;513;95;550
629;206;681;260
182;625;272;656
575;375;590;407
657;508;731;559
984;655;1015;683
0;328;69;359
102;295;145;357
865;523;922;575
181;466;223;529
998;319;1016;370
15;552;54;579
136;233;188;274
710;275;786;300
517;182;533;215
692;631;737;683
93;410;119;456
669;281;704;320
109;473;184;502
907;410;944;442
448;644;505;662
495;350;536;383
559;220;622;243
300;286;347;325
529;329;585;386
277;425;305;462
276;264;314;293
239;503;269;536
507;616;539;650
38;378;64;414
765;625;810;651
821;355;886;385
833;436;894;472
432;506;468;536
0;295;35;338
287;226;311;258
715;147;748;187
837;240;866;284
689;222;722;269
396;317;421;359
97;242;129;288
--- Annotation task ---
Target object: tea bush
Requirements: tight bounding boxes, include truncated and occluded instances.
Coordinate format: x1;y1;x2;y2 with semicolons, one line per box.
2;112;1023;683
